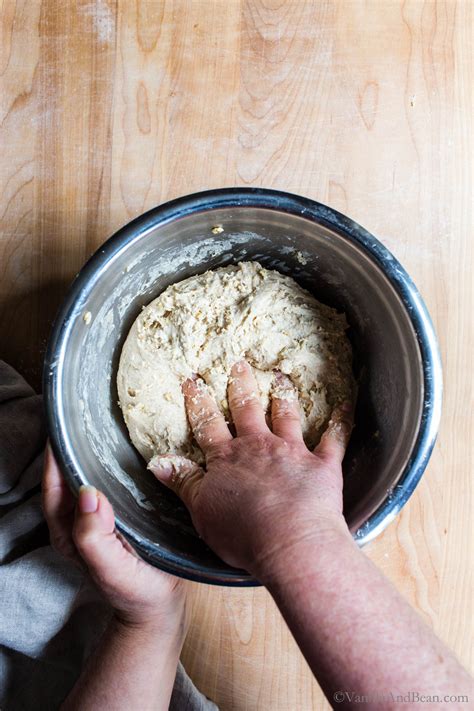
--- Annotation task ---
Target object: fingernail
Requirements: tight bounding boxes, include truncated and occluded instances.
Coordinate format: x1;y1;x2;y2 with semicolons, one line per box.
148;458;173;482
182;378;196;394
273;370;292;387
234;359;247;374
78;485;98;513
341;400;352;413
182;373;201;392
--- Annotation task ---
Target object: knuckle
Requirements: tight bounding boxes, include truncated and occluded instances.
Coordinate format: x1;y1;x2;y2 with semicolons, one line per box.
273;438;297;459
180;475;200;507
170;461;200;493
72;529;97;554
206;441;231;462
194;412;219;434
229;392;259;412
50;532;72;558
189;405;211;423
273;407;300;422
248;432;272;450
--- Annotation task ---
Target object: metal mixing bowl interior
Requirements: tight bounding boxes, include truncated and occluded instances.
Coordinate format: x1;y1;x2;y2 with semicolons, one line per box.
44;188;442;585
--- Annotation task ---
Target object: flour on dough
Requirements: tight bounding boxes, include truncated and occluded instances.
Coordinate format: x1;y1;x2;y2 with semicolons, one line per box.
117;261;354;464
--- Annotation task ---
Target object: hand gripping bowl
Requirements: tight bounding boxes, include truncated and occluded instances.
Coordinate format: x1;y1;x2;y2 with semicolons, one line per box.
44;188;442;585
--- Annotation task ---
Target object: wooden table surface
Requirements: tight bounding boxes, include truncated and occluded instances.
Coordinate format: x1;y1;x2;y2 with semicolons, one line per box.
1;1;472;708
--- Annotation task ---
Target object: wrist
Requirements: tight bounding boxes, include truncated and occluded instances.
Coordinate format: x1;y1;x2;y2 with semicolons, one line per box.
250;510;353;584
111;595;189;644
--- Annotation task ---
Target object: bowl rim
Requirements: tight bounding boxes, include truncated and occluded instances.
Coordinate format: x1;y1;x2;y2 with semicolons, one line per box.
44;187;443;585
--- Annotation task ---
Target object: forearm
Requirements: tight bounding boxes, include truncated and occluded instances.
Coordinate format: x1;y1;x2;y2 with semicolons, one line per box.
256;522;471;709
61;612;187;711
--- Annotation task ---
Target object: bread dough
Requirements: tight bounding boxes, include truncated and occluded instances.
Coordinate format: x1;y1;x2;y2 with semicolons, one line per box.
117;261;354;464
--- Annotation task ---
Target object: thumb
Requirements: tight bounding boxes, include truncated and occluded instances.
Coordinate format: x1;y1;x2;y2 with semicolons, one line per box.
314;402;354;465
73;486;133;578
148;455;204;512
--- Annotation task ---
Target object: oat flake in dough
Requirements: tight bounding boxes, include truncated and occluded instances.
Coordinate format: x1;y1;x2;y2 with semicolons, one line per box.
117;261;354;465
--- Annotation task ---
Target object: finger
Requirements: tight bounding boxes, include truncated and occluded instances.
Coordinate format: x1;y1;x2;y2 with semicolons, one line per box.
73;486;139;583
271;372;304;443
227;360;268;436
42;444;80;564
183;377;232;453
148;455;204;512
42;443;75;519
314;402;354;465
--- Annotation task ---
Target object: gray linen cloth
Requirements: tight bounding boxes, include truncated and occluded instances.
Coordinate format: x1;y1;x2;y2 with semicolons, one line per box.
0;361;217;711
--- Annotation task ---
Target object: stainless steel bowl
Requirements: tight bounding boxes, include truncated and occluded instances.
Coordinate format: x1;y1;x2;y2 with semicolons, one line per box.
44;188;442;585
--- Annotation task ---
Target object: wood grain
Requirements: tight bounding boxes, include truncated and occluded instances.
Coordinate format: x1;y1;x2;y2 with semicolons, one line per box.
1;1;472;709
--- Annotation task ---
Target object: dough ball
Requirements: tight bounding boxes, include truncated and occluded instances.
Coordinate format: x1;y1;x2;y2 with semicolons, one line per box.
117;261;354;465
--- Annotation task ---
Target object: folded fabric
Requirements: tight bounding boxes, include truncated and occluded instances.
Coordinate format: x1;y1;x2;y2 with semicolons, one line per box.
0;361;217;711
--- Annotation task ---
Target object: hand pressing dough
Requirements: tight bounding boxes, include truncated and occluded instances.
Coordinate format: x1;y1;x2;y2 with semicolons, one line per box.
117;261;354;465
